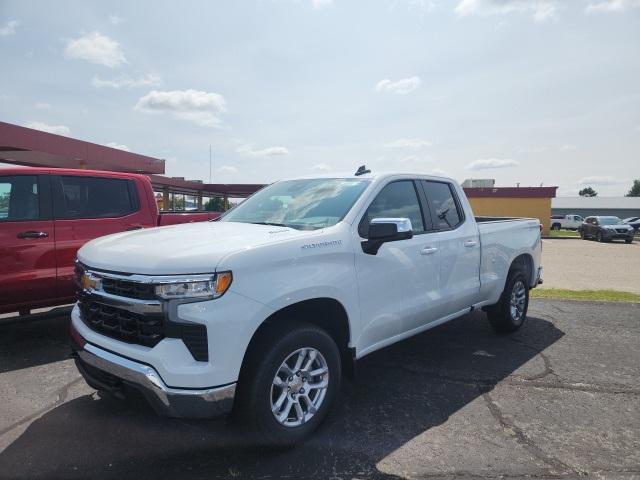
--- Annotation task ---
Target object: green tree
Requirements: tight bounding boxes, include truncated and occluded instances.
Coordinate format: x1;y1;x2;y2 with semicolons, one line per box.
205;196;226;211
626;179;640;197
579;186;597;197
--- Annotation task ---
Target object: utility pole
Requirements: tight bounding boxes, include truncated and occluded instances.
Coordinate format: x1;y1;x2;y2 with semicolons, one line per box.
209;145;212;184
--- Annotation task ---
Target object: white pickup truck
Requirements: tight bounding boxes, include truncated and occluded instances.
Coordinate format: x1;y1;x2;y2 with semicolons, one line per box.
70;171;542;444
550;214;584;230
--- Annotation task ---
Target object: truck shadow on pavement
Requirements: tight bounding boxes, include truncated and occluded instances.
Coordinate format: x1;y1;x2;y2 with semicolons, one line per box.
0;311;564;479
0;308;74;373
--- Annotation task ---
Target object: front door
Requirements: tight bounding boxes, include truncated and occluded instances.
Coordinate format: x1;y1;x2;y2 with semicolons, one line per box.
0;174;57;313
353;179;439;355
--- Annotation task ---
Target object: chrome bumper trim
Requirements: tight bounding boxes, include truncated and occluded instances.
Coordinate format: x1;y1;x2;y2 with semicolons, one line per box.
74;340;235;418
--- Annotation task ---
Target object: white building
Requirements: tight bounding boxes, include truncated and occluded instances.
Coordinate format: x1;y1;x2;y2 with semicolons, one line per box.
552;197;640;219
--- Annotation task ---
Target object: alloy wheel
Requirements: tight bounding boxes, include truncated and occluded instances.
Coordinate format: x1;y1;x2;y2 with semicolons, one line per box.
509;280;526;323
270;347;329;427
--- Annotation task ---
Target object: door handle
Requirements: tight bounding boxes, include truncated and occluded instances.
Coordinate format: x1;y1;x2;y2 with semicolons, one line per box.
17;231;49;239
464;239;478;248
421;246;438;255
126;224;144;231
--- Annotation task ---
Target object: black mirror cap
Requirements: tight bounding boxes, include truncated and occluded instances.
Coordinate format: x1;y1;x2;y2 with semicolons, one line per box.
368;222;398;240
362;223;413;255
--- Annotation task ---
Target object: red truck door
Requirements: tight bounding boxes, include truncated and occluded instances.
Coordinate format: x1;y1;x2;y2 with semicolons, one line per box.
0;174;57;314
51;174;153;300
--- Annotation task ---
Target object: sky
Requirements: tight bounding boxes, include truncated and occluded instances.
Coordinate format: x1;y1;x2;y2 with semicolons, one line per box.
0;0;639;196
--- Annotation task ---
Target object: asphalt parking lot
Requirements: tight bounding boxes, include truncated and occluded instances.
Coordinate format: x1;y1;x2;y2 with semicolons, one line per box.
1;299;639;479
540;237;640;293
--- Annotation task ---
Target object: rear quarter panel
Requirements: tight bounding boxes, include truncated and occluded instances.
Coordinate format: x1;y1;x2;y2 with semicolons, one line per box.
477;219;541;305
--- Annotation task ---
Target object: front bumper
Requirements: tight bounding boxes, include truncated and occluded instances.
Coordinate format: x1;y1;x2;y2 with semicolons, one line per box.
602;231;634;240
70;323;235;418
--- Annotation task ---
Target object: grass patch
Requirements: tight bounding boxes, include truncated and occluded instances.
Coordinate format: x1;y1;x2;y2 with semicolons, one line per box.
532;288;640;303
547;229;580;238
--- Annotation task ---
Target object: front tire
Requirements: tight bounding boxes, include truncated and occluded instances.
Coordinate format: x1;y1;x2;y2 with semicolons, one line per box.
487;269;530;333
597;231;603;242
234;322;341;446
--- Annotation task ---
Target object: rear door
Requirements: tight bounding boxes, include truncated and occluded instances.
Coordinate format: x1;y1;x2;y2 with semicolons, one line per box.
0;174;56;313
420;180;480;315
51;174;147;299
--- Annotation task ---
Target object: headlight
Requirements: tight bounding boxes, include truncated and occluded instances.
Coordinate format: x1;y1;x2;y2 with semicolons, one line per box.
155;272;232;300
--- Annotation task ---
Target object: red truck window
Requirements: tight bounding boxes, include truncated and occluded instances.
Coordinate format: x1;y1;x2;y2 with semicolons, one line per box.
53;176;140;219
0;175;40;221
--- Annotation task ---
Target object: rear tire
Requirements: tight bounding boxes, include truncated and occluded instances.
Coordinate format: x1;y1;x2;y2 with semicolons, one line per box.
579;229;585;240
487;269;529;333
551;223;560;231
234;322;341;446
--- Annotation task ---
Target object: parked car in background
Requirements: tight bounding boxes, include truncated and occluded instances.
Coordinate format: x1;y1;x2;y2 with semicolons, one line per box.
70;171;543;445
579;216;635;243
622;217;640;233
0;167;221;315
550;214;584;230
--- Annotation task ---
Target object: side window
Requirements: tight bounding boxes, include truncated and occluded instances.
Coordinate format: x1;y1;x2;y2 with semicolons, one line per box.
359;181;425;238
56;176;138;219
422;181;463;230
0;175;39;221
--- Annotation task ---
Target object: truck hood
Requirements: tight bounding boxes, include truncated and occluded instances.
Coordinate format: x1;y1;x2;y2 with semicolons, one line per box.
77;221;312;275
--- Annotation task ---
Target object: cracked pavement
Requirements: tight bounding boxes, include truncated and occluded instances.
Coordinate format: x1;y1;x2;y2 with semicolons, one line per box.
1;299;639;479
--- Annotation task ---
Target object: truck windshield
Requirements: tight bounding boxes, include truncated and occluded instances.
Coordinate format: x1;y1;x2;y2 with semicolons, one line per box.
220;178;370;230
599;217;623;225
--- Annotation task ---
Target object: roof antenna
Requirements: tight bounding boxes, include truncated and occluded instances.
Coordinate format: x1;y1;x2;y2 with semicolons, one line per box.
355;165;371;176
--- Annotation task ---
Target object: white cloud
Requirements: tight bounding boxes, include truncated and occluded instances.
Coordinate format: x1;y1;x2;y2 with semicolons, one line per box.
375;76;421;95
34;102;51;110
218;165;239;174
384;138;432;149
578;175;617;186
455;0;560;22
467;158;519;170
560;144;577;151
92;73;161;89
237;144;290;157
106;142;130;151
0;20;20;37
24;121;71;136
109;14;124;26
312;0;333;8
64;31;127;68
311;163;332;171
135;89;227;128
586;0;640;13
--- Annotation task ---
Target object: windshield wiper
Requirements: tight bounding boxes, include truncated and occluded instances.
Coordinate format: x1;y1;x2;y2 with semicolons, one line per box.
249;222;290;228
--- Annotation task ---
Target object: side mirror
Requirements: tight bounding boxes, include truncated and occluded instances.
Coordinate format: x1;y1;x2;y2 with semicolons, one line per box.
362;217;413;255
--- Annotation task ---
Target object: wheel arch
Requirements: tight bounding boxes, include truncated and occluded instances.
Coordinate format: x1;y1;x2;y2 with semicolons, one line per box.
240;298;355;380
509;253;534;288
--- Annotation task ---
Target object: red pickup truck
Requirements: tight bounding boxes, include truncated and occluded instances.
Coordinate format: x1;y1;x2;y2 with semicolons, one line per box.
0;167;221;315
